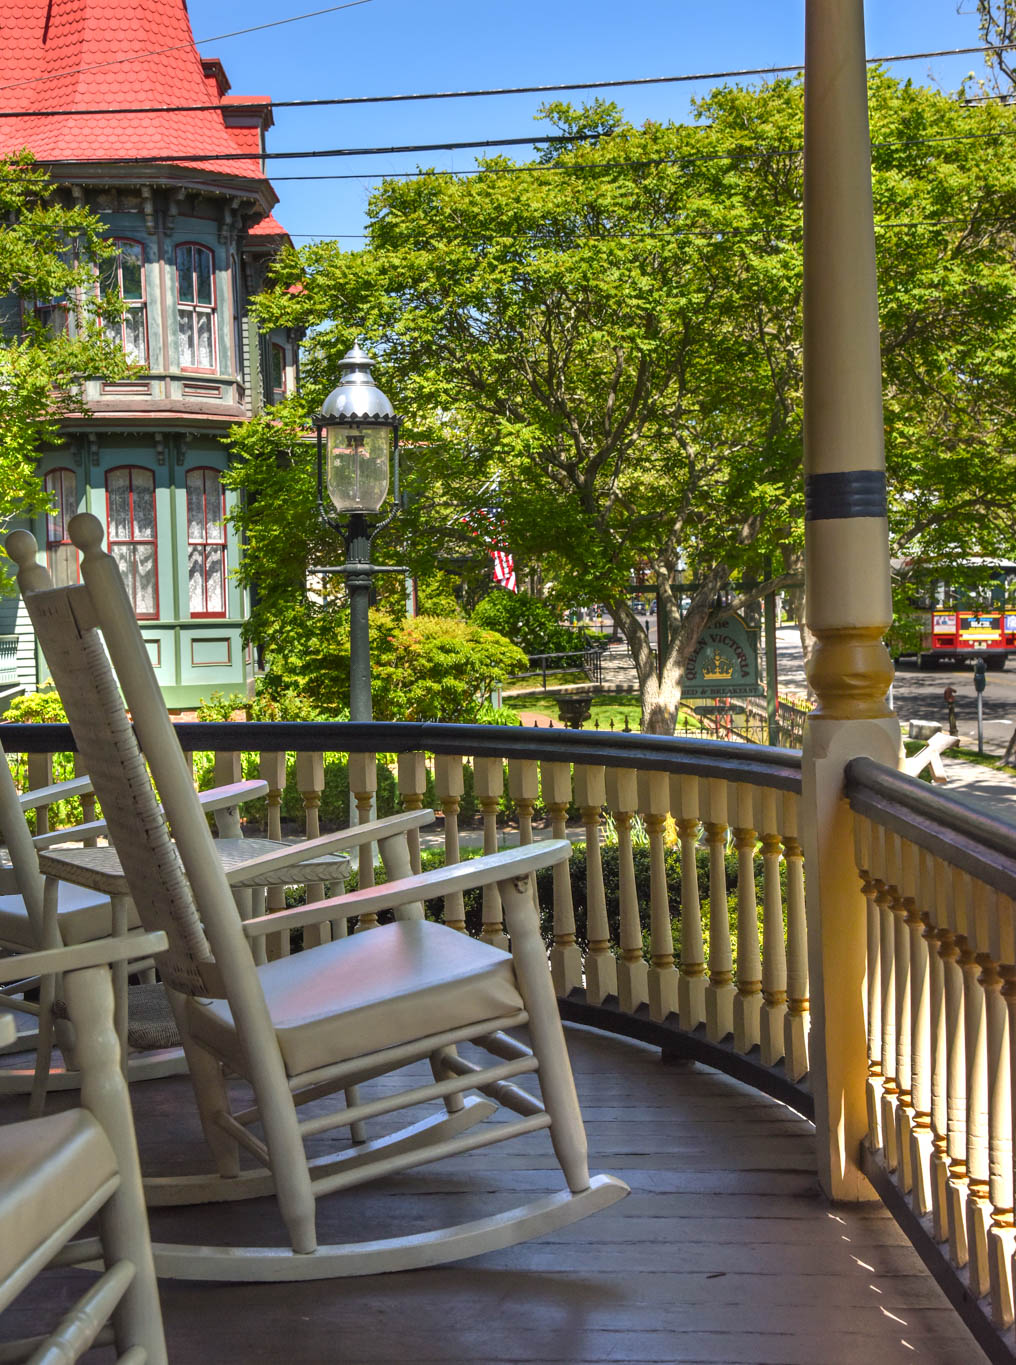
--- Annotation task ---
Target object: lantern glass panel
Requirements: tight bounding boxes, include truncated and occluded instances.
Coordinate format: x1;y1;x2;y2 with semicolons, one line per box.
325;423;391;513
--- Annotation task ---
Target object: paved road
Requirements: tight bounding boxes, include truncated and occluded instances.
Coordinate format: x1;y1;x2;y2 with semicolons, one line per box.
773;626;1016;757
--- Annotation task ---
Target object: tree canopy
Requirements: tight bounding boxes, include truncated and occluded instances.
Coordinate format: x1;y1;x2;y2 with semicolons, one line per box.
239;75;1016;731
0;153;132;522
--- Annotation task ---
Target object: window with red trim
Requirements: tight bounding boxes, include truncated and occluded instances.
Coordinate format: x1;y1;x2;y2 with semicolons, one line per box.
43;468;78;587
99;240;147;363
106;467;157;618
186;469;227;618
176;244;216;371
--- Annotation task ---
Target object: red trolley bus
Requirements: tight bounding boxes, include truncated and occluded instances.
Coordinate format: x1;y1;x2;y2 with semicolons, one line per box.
900;560;1016;671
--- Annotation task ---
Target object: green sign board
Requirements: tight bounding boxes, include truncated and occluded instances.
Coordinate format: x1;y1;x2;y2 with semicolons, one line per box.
682;613;763;699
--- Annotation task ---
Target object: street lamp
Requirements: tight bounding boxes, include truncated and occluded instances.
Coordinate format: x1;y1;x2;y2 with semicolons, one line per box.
314;344;403;723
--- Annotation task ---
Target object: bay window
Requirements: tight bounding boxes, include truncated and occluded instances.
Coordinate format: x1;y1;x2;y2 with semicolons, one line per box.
106;466;157;617
44;468;78;587
176;244;216;370
100;240;147;363
186;468;227;618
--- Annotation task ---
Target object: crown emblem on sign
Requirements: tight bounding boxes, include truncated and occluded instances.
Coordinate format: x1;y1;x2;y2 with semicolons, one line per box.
702;650;735;681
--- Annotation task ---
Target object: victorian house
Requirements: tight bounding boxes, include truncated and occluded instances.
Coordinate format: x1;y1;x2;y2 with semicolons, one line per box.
0;0;297;708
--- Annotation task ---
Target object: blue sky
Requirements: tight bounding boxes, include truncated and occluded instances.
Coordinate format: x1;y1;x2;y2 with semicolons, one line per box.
183;0;994;244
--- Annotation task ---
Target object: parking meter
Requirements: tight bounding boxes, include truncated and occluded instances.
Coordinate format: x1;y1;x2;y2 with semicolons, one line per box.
974;659;987;693
974;658;986;753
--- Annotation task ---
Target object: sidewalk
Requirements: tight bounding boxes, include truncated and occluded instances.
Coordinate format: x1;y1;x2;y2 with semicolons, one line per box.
936;752;1016;824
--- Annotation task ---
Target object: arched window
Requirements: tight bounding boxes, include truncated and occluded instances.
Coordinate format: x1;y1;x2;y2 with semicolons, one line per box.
176;244;216;371
99;240;147;363
186;468;226;618
43;468;78;586
106;467;157;618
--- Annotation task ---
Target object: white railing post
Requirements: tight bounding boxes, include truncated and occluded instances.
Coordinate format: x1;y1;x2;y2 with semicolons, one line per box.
759;787;787;1067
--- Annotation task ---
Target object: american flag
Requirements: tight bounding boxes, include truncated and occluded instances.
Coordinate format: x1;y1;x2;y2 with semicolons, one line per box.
491;547;517;592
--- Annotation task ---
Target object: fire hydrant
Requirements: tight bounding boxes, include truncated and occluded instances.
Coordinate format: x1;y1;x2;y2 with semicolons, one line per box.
944;685;958;736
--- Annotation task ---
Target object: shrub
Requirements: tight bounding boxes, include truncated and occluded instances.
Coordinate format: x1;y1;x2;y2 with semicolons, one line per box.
470;589;594;657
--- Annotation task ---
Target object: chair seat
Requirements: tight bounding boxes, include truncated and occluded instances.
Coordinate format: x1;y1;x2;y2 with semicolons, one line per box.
187;919;525;1078
0;880;128;948
0;1109;118;1296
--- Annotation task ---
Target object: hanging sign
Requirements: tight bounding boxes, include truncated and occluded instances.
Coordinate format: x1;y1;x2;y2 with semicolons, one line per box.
681;612;763;699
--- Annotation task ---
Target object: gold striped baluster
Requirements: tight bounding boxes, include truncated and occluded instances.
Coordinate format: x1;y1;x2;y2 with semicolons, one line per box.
605;767;647;1016
759;788;787;1067
966;880;993;1298
27;751;53;838
574;764;615;1005
906;844;933;1216
702;778;734;1044
638;769;677;1024
74;752;97;844
731;783;762;1054
782;793;809;1081
347;751;378;932
543;761;582;995
670;774;705;1030
434;755;465;932
296;750;328;946
987;892;1016;1326
872;824;899;1172
854;813;882;1149
396;751;427;876
508;757;540;909
473;755;507;950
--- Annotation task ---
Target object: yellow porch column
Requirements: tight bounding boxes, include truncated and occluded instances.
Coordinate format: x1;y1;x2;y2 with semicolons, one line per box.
801;0;902;1200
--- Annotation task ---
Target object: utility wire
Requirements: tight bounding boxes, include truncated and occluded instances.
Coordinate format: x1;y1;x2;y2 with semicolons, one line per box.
0;0;373;95
1;40;1015;118
45;121;1016;170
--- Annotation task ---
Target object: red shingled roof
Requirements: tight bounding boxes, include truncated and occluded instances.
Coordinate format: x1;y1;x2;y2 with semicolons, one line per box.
0;0;269;181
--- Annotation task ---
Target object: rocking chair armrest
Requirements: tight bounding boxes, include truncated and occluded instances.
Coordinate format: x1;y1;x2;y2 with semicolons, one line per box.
224;808;436;886
31;780;271;849
19;775;95;809
0;930;168;984
242;839;571;939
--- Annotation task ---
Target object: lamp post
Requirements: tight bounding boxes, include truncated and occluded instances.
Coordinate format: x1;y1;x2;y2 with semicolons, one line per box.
314;345;403;724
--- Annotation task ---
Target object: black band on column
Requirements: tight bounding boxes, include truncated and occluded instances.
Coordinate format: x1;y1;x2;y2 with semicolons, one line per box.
804;469;887;520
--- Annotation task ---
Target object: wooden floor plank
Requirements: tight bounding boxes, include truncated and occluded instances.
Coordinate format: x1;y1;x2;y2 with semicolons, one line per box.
0;1023;987;1364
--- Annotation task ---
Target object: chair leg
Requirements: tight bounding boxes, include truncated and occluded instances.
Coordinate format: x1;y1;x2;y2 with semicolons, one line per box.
500;873;591;1194
430;1045;466;1114
65;965;168;1365
166;989;240;1179
344;1085;368;1143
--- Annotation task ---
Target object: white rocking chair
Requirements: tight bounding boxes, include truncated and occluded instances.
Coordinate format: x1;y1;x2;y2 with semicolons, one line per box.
7;514;628;1282
0;929;169;1364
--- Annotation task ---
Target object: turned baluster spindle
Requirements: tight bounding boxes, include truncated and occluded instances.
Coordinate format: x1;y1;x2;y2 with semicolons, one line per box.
257;751;289;960
943;925;970;1267
986;914;1015;1327
27;751;53;838
434;755;465;932
887;835;915;1195
346;750;379;932
215;749;262;958
906;843;933;1217
473;755;507;950
731;783;762;1054
669;773;705;1031
396;751;428;876
74;752;97;845
638;769;677;1024
542;760;582;995
574;764;615;1005
605;766;647;1015
782;793;809;1082
872;824;899;1172
702;778;734;1044
854;814;881;1149
508;757;540;908
296;750;328;946
964;876;994;1299
757;787;787;1068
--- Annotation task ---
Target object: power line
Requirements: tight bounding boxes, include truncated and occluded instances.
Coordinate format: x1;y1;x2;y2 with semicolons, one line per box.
2;40;1015;119
0;0;373;95
45;119;1016;171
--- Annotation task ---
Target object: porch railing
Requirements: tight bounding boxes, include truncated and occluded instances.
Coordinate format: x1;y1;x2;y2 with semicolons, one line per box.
5;718;1016;1355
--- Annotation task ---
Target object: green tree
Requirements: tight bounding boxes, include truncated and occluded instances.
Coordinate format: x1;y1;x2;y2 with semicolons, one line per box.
245;78;1016;732
470;587;590;655
0;153;133;521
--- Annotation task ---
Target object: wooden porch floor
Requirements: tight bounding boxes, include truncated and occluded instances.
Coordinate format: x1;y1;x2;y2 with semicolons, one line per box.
3;1026;985;1364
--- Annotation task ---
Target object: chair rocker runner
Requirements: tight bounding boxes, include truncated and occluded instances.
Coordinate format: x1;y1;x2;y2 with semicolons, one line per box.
8;515;628;1282
0;930;169;1364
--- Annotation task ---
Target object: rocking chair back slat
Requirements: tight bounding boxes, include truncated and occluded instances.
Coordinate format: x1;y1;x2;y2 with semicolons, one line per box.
11;572;216;996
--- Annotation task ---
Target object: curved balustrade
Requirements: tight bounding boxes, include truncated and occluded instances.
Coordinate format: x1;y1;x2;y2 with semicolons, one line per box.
847;756;1016;1352
1;720;809;1112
